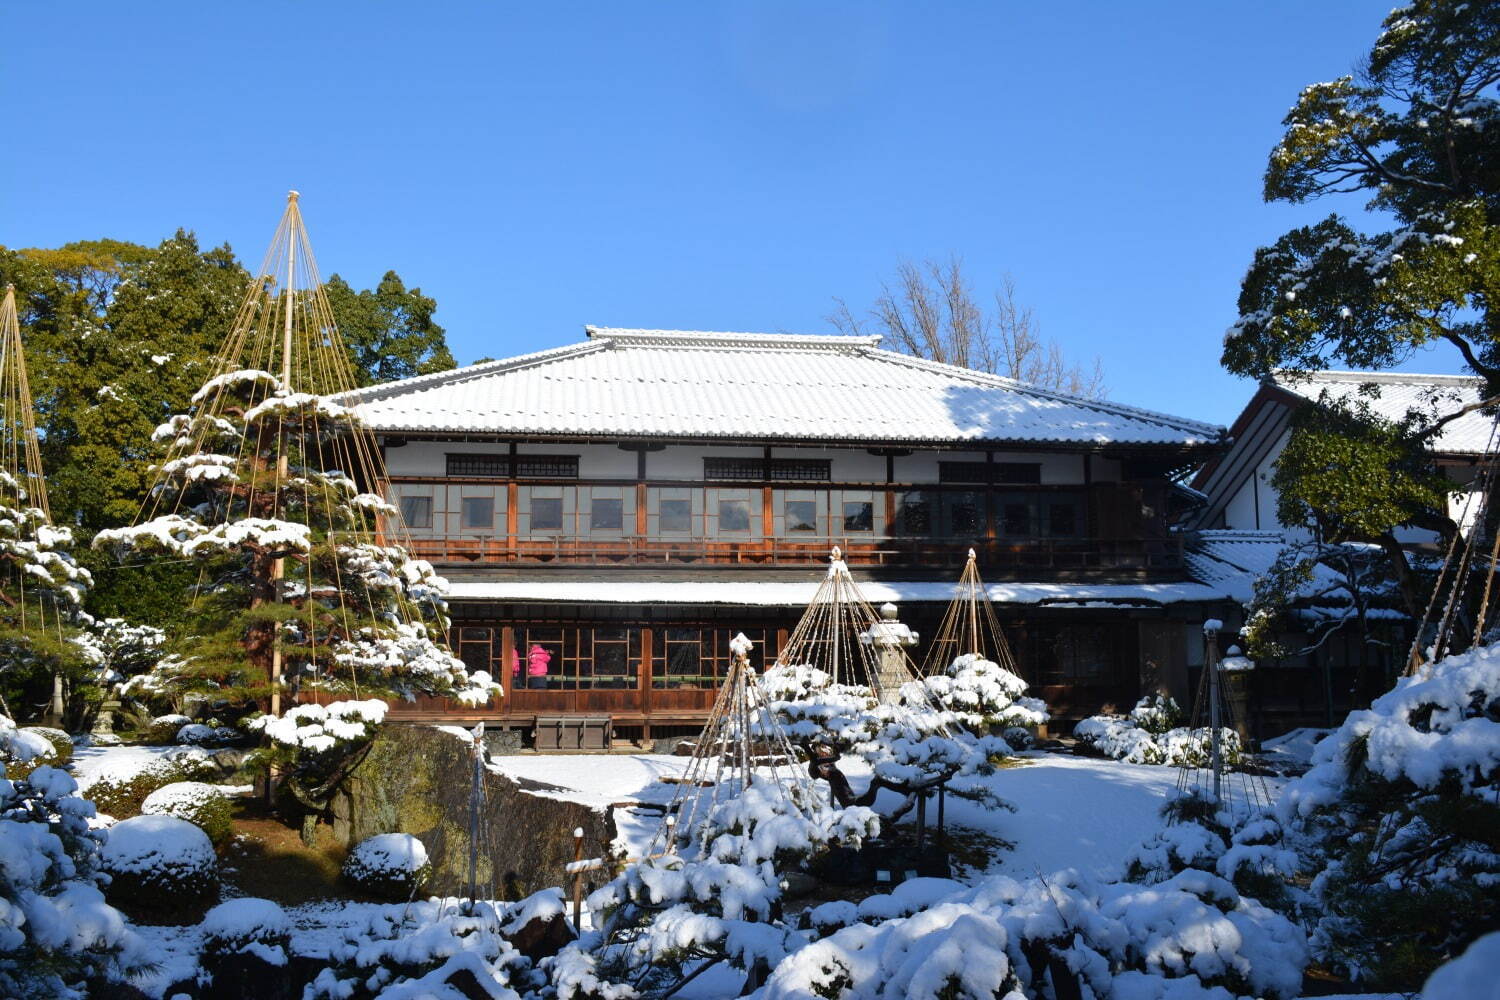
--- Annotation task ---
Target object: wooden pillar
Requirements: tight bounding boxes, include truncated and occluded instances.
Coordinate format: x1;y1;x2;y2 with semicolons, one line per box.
762;486;774;561
984;449;997;542
500;626;516;712
636;448;649;545
639;627;654;747
506;482;519;560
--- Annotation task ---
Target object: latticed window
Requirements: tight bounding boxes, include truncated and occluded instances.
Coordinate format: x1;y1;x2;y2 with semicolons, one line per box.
939;461;1041;484
652;626;771;689
938;461;989;483
704;458;831;482
768;459;830;481
515;455;579;479
447;453;508;478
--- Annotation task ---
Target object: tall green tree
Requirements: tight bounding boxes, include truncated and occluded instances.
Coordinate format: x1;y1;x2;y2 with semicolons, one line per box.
1222;0;1499;640
322;271;455;386
0;235;458;629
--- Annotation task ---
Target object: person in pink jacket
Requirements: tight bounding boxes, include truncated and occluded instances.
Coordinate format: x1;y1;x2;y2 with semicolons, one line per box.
527;644;551;689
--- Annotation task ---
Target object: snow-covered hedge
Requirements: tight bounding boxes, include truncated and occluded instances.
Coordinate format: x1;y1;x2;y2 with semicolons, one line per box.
0;763;150;999
1275;642;1500;989
144;713;192;745
1076;697;1242;767
200;897;290;971
141;781;233;846
99;814;218;908
342;832;431;901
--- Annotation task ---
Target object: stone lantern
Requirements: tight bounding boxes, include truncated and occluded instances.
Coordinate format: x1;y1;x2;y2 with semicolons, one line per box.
861;602;920;701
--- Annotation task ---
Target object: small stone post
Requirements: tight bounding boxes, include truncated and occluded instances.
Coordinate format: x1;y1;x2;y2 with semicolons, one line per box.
1204;620;1222;802
572;826;585;930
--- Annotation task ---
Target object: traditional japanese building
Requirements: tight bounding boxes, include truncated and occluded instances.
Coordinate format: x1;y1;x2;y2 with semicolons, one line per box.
348;327;1235;741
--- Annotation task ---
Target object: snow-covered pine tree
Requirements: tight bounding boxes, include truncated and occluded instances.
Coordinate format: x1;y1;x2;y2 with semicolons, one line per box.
94;368;489;710
93;194;492;717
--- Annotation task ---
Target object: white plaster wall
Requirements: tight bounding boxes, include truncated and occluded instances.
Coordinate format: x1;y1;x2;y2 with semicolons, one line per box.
383;440;452;477
649;445;761;479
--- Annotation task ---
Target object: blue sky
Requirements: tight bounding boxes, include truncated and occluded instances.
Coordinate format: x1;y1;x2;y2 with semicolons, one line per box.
1;1;1436;427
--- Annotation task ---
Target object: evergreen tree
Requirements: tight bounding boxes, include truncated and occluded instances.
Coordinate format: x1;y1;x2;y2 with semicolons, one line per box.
1222;0;1500;633
322;270;456;386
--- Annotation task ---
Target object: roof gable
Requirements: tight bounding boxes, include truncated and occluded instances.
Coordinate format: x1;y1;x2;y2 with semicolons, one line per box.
347;328;1223;448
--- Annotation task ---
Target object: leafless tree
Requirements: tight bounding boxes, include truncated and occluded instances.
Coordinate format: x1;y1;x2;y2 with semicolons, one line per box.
829;257;1107;399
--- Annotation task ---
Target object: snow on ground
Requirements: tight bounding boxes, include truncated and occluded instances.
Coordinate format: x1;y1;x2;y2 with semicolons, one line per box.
484;750;1279;883
844;753;1267;882
70;743;180;790
485;752;689;809
1260;727;1333;771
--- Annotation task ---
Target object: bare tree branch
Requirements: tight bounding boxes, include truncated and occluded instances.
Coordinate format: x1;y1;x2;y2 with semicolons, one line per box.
830;257;1108;399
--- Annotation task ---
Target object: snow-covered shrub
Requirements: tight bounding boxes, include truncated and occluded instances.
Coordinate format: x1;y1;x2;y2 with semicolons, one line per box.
141;781;233;846
342;832;431;900
1129;693;1182;735
247;699;388;838
574;773;879;997
0;715;63;780
145;712;192;745
915;653;1049;736
1123;792;1301;915
79;618;167;704
759;868;1306;1000
1075;700;1241;767
1275;643;1500;989
199;897;290;972
83;750;215;819
308;895;546;999
0;763;150;999
764;663;1013;808
99;814;218;908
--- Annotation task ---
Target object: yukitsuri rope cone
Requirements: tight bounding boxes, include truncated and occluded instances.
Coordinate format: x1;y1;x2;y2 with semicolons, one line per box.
1403;414;1500;676
1173;622;1273;819
919;547;1024;679
96;192;486;716
645;633;832;860
0;286;91;720
775;546;933;705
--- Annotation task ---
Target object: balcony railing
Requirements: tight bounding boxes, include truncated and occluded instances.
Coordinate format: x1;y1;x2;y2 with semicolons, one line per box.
401;533;1182;575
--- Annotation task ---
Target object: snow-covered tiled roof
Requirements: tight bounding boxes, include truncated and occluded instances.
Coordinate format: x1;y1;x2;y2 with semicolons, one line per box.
346;328;1223;447
1183;529;1361;606
1272;370;1493;455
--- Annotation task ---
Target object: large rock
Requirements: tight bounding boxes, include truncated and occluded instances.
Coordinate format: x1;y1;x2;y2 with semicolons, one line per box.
332;725;614;897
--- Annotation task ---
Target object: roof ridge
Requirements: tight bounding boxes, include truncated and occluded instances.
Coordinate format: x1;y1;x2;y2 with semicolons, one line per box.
340;339;608;403
1273;369;1483;386
585;326;883;350
865;346;1225;438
